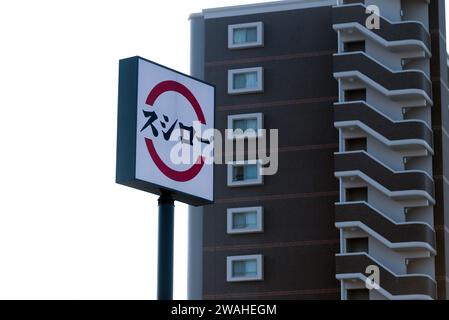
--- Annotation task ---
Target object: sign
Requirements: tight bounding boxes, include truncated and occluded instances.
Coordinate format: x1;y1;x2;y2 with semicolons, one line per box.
116;57;215;206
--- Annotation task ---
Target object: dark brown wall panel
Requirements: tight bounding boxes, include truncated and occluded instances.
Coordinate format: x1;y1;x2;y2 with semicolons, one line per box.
205;7;336;63
202;4;339;300
203;244;340;299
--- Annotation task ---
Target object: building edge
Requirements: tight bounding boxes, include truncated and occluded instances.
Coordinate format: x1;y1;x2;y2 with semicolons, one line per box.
188;13;205;300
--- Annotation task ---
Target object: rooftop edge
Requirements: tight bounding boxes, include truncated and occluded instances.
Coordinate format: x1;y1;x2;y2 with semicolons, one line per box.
189;0;336;20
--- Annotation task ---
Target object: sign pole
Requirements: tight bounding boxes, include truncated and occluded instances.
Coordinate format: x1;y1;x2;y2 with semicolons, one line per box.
157;190;174;300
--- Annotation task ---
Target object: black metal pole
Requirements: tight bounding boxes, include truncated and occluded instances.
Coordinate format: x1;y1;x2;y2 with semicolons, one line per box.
157;190;174;300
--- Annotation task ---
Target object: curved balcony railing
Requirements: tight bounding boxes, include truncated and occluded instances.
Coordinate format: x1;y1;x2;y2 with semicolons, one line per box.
335;202;436;251
334;151;434;201
333;52;432;100
333;4;431;52
334;101;433;151
336;253;436;299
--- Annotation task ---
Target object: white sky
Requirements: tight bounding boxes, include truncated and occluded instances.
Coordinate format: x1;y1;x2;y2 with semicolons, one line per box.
0;0;448;300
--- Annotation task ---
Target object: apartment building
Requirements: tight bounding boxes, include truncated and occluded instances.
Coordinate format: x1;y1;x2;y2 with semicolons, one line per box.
188;0;449;300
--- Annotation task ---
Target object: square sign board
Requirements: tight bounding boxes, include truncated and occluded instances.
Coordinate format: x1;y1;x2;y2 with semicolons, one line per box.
116;57;215;206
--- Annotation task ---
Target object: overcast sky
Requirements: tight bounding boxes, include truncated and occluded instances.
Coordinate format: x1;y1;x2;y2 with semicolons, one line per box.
0;0;448;300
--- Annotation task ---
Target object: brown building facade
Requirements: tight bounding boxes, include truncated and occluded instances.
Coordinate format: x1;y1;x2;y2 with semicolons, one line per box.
188;0;449;300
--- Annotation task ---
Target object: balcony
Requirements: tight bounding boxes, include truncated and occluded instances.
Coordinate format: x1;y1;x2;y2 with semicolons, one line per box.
334;151;435;202
335;202;436;252
334;101;433;152
333;4;431;56
334;52;432;104
336;253;436;299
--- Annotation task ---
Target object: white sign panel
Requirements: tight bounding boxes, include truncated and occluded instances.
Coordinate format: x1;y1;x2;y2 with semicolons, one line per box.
134;58;214;202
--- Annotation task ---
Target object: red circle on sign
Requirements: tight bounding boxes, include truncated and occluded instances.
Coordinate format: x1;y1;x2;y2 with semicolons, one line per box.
144;80;206;182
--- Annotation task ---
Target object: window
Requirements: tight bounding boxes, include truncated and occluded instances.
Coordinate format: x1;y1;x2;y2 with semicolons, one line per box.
345;138;367;151
346;237;369;253
234;26;257;44
343;0;365;4
228;67;264;94
227;207;263;234
227;113;263;139
227;255;263;282
228;22;264;49
227;160;263;187
344;41;365;53
344;89;366;102
346;187;368;202
347;289;369;300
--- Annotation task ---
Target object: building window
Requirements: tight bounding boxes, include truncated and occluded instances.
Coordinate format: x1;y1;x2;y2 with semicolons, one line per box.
228;67;264;94
346;187;368;202
227;207;263;234
344;89;366;102
228;22;264;49
227;255;263;282
344;41;365;53
227;161;263;187
346;237;369;253
345;137;367;151
347;289;369;300
227;113;263;139
343;0;365;4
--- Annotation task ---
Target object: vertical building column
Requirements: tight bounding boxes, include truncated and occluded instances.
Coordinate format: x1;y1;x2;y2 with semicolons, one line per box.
333;0;436;300
188;13;205;300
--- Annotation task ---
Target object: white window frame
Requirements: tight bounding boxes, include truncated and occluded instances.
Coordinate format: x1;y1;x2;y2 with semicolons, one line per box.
227;160;263;187
226;254;263;282
227;206;264;234
227;113;263;139
228;67;264;95
228;22;264;49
